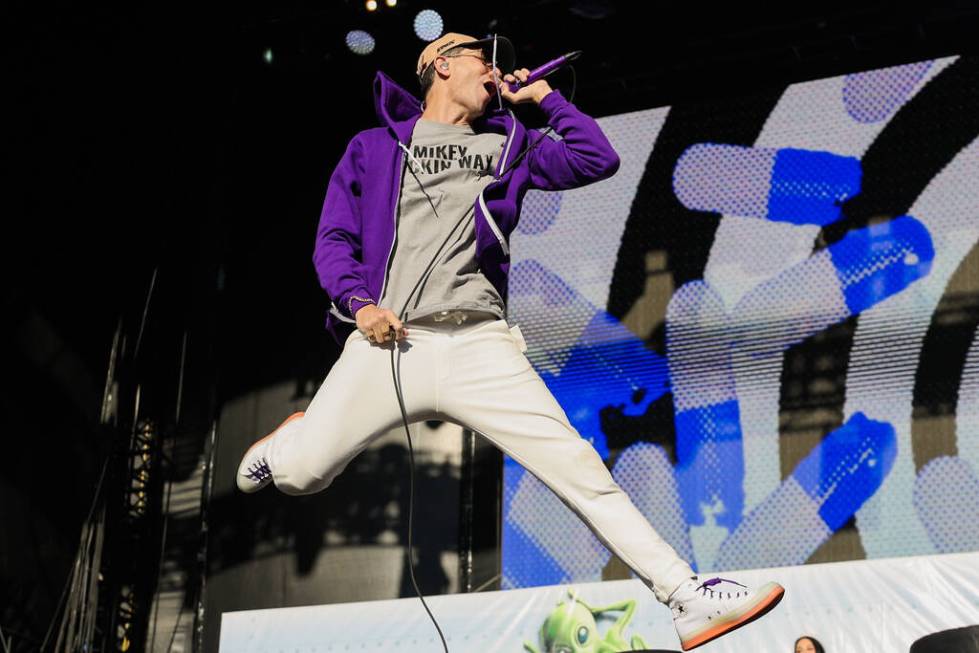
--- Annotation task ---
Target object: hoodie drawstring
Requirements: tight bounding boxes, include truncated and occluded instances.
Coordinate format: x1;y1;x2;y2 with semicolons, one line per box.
398;141;423;174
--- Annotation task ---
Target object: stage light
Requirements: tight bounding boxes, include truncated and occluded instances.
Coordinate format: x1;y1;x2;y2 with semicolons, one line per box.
262;48;273;64
385;0;397;5
365;0;378;11
346;30;376;55
414;9;443;41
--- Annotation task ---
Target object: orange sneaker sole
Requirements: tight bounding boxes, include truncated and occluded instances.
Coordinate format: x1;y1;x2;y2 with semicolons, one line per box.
681;583;785;651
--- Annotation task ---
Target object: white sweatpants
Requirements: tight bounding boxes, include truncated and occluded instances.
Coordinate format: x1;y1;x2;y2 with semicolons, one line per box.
266;313;694;602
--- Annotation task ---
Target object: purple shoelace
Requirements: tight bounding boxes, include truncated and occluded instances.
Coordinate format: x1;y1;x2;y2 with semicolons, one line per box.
246;458;272;483
696;577;748;598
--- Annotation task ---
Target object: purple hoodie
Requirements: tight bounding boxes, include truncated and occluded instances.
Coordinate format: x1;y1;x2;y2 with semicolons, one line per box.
314;71;620;343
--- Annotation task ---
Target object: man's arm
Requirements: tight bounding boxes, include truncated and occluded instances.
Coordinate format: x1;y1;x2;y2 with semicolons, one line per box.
312;135;376;320
312;134;407;343
525;89;621;191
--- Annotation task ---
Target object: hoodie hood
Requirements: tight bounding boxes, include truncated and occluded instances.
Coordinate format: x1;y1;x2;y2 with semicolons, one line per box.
373;71;422;127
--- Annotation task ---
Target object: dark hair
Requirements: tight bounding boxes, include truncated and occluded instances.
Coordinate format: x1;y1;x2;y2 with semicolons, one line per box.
794;636;826;653
418;63;436;98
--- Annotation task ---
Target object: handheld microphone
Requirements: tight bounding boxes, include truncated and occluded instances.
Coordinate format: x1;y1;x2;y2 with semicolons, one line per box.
506;50;582;93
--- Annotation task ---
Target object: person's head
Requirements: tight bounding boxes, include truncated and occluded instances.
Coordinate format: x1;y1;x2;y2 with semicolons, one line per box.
415;33;515;119
794;636;825;653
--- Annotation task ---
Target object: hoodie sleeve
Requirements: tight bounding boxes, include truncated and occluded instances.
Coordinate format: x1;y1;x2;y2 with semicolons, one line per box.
526;89;621;191
313;134;375;320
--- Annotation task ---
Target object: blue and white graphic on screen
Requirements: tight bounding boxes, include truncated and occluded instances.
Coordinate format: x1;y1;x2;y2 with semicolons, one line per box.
502;54;979;588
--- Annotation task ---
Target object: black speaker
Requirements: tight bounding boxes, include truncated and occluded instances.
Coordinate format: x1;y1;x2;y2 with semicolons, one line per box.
910;625;979;653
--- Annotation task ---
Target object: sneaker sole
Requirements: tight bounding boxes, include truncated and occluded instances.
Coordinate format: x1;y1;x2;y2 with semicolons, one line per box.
680;583;785;651
237;411;305;493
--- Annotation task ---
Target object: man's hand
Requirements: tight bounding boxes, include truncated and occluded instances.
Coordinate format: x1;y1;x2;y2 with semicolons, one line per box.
355;304;407;344
498;68;553;105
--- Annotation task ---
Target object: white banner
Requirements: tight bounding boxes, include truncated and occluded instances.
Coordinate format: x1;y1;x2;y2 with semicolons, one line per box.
221;551;979;652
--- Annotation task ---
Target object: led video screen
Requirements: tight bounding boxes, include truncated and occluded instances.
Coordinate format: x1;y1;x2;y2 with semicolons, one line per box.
502;55;979;587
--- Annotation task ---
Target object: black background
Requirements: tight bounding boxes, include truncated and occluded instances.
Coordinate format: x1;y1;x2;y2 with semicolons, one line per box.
5;1;979;650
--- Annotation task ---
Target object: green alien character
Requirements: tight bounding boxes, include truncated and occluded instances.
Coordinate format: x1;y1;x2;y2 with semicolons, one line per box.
524;589;651;653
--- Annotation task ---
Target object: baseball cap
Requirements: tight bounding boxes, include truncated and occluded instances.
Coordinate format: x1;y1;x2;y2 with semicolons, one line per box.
415;32;516;80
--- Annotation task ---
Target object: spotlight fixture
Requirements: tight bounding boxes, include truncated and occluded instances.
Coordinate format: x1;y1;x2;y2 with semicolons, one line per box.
386;0;397;6
414;9;444;41
365;0;378;11
345;30;376;55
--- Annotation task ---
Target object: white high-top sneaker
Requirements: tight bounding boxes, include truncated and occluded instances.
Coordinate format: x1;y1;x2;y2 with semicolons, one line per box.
668;576;784;650
236;412;304;493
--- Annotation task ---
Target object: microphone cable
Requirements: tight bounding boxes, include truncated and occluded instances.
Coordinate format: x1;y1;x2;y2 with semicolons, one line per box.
390;200;477;653
385;64;578;652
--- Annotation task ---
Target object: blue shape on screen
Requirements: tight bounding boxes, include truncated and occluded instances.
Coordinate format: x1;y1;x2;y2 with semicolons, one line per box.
828;214;935;315
540;311;670;459
767;148;862;225
502;463;571;588
675;399;744;530
713;412;897;569
502;519;569;587
793;411;898;531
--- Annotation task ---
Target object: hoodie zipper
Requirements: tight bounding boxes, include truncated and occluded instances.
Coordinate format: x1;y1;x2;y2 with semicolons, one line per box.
478;191;509;256
377;146;408;306
329;145;407;323
478;109;516;257
498;109;517;174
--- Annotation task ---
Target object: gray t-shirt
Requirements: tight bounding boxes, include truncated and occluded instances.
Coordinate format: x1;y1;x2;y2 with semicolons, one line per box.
379;118;507;322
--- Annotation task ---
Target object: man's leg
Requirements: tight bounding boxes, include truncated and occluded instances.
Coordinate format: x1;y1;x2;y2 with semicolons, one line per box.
261;328;439;495
438;317;694;602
